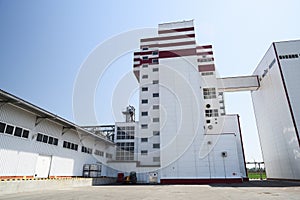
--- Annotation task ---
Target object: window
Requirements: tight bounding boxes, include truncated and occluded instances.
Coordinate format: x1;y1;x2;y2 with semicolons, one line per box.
142;64;148;68
82;146;93;154
116;142;134;161
153;131;160;136
142;87;148;91
153;143;160;149
153;93;159;97
141;124;148;129
94;149;104;157
14;127;22;137
153;118;159;122
5;125;14;135
141;150;148;155
153;105;159;110
36;133;58;146
141;138;148;142
142;56;148;60
22;130;29;138
153;68;159;72
152;59;158;64
141;111;148;116
153;80;159;84
141;99;148;104
205;109;219;117
0;122;6;133
201;72;214;76
106;153;113;159
203;88;216;99
142;74;148;79
152;51;158;55
63;141;78;151
116;126;135;140
153;157;160;162
142;47;149;51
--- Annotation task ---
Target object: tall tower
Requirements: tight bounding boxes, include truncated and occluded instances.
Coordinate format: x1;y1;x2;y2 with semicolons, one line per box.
133;20;247;183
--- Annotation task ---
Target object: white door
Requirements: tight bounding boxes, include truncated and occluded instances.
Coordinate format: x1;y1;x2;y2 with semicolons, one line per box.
34;155;52;178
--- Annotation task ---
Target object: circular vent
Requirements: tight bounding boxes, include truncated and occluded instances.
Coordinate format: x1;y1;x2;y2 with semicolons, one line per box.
208;125;213;130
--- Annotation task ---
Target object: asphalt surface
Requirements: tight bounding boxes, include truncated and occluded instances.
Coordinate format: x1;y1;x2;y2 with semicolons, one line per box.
0;181;299;200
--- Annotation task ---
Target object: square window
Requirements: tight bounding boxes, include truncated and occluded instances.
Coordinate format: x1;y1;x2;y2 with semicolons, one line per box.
142;47;149;51
153;93;159;97
152;59;158;64
153;68;159;72
153;105;159;110
141;138;148;142
141;150;148;155
142;56;148;60
153;118;159;122
141;111;148;116
153;131;160;136
153;143;160;149
153;80;159;84
14;127;22;137
37;133;43;142
142;87;148;91
42;135;48;143
22;130;29;138
53;138;58;146
5;125;14;135
142;64;148;68
152;51;158;55
141;99;148;104
0;122;6;133
141;124;148;129
48;136;53;144
142;74;148;79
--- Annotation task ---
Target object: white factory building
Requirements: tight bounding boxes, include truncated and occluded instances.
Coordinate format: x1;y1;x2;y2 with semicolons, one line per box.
0;20;299;183
252;40;300;180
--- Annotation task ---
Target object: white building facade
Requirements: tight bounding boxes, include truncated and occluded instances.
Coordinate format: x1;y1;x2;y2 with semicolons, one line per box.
132;20;248;183
252;40;300;180
0;89;117;179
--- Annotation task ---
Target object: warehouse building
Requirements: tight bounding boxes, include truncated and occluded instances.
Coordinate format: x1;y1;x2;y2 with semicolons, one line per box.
0;89;117;179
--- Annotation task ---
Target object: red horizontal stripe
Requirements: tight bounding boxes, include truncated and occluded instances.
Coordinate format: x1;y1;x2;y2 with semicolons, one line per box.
141;34;195;42
198;64;215;72
159;48;196;59
197;45;212;49
197;51;213;55
158;27;194;34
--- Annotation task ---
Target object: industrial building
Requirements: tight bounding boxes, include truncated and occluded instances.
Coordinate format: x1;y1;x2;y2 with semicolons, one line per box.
252;40;300;180
0;20;299;183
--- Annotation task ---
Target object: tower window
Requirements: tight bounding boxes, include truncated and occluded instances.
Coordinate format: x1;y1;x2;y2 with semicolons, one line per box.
203;88;216;99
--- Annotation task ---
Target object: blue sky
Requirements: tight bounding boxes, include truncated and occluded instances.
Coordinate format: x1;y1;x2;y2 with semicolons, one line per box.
1;0;299;162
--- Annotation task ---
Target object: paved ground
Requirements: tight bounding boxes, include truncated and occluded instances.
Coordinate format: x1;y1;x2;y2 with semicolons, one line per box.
0;181;299;200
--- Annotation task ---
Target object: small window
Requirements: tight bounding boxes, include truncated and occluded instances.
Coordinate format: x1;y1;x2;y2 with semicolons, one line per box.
142;74;148;79
141;138;148;142
142;64;148;68
153;143;160;149
152;51;158;55
141;150;148;155
141;124;148;129
48;136;53;144
153;105;159;110
153;118;159;122
153;68;159;72
203;88;216;99
142;87;148;91
0;122;6;133
152;59;158;64
22;130;29;138
53;138;58;146
153;93;159;97
205;109;219;117
5;125;14;135
42;135;48;143
141;99;148;104
141;111;148;116
153;80;159;84
153;157;160;162
142;47;149;51
37;133;43;142
153;131;160;136
14;127;22;137
142;56;148;60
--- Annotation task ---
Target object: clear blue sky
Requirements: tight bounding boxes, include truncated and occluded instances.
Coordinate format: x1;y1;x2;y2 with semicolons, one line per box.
1;0;299;162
